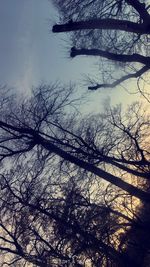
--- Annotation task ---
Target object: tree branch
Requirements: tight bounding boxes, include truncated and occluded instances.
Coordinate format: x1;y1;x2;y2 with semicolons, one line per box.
52;18;150;35
125;0;150;22
70;47;150;66
88;66;149;90
36;135;150;202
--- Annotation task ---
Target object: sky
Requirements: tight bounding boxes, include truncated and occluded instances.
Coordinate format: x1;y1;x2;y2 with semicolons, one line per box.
0;0;96;89
0;0;145;113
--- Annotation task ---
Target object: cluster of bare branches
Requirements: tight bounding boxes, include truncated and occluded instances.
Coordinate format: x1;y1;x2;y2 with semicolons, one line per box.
0;163;140;267
0;84;150;266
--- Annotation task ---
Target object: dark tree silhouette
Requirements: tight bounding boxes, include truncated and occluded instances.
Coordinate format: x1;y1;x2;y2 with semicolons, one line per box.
0;166;142;267
52;0;150;90
0;85;149;201
0;84;150;266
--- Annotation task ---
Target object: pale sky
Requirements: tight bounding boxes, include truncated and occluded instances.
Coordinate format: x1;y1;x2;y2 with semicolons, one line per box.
0;0;144;113
0;0;96;89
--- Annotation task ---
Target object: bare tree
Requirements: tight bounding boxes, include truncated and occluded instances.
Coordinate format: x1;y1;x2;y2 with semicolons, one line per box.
0;159;144;267
0;85;149;201
52;0;150;91
0;84;150;266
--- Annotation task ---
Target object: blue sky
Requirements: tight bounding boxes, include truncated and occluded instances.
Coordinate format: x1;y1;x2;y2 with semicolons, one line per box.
0;0;141;112
0;0;96;90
